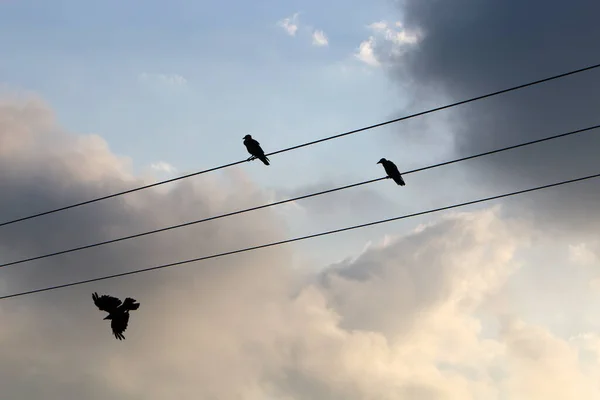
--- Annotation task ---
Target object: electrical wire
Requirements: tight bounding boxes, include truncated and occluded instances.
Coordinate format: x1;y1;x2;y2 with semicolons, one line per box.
1;62;598;229
1;172;598;301
1;124;597;269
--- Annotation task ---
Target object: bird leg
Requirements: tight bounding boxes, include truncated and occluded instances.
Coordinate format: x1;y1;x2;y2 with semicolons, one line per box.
247;156;256;161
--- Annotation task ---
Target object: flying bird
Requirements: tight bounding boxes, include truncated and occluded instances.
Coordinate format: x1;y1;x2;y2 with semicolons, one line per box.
377;158;406;186
92;292;140;340
243;134;270;165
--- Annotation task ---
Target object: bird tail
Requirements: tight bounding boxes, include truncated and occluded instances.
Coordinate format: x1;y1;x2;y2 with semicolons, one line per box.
393;176;406;186
258;155;270;166
123;298;140;310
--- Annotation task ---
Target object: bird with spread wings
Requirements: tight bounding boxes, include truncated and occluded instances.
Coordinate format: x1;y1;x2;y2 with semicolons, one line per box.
92;292;140;340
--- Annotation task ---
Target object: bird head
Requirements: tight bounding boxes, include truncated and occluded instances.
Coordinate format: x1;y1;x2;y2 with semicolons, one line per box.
377;158;386;164
243;134;252;140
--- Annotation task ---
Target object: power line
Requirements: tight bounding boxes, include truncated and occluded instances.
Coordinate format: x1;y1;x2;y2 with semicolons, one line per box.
1;62;598;229
267;64;600;157
1;172;598;301
1;124;597;270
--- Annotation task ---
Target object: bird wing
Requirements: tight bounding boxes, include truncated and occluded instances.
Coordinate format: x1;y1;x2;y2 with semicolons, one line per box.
244;139;261;154
386;162;405;185
250;141;265;155
122;297;140;311
92;292;122;313
383;161;398;175
111;313;130;340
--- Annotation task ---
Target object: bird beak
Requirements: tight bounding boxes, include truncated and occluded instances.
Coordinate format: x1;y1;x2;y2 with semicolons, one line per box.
103;316;110;320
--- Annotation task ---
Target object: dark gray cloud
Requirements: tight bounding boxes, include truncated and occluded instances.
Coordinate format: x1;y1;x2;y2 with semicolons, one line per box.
388;0;600;237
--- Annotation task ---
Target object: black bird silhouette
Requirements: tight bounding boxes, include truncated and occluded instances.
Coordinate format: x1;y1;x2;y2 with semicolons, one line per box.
377;158;406;186
243;134;270;165
92;292;140;340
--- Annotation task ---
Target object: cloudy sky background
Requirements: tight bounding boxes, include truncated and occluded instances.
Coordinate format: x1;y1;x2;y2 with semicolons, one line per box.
1;0;600;398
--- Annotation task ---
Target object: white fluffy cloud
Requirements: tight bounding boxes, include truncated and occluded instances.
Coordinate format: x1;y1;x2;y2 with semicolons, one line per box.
276;13;329;49
277;13;300;36
312;30;328;46
150;161;177;174
1;94;599;399
356;36;380;66
355;21;421;67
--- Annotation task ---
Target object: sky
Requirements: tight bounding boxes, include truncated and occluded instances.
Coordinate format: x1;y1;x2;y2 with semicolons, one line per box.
0;0;600;399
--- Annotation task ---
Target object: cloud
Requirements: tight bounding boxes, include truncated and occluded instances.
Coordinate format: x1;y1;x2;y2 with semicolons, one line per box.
369;21;421;45
386;0;600;237
569;243;599;266
138;72;187;87
276;13;328;48
150;161;177;174
2;94;600;399
0;93;293;399
277;13;300;36
355;37;380;67
568;241;600;290
320;206;525;337
499;318;600;398
311;30;328;46
355;21;421;67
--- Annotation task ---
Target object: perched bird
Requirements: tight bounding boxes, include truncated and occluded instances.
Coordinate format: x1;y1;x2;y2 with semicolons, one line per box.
377;158;406;186
92;292;140;340
243;134;270;165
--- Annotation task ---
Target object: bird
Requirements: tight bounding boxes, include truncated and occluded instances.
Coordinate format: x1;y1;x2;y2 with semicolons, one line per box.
377;158;406;186
92;292;140;340
243;134;270;165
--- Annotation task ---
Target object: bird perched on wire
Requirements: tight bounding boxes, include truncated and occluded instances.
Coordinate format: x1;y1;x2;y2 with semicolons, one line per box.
377;158;406;186
243;134;270;165
92;292;140;340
